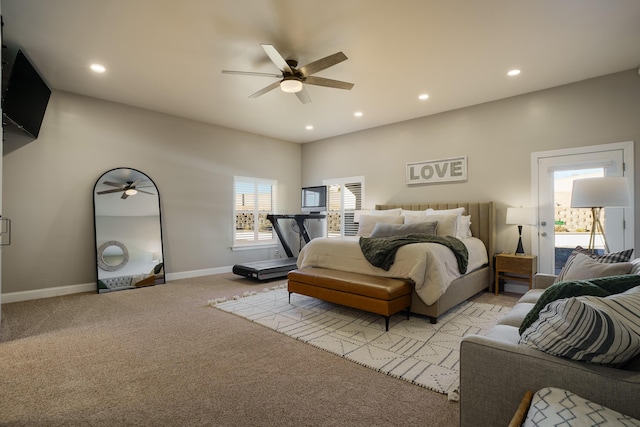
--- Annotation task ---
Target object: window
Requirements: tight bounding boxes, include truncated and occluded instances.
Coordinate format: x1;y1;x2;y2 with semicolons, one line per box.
233;176;277;246
323;176;364;237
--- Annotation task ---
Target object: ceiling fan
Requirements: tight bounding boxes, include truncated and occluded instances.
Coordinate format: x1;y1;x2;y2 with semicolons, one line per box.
97;179;155;199
222;44;354;104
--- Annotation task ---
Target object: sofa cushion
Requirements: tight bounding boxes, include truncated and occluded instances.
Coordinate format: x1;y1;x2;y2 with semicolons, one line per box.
484;324;521;344
518;289;545;304
498;302;535;328
520;286;640;366
555;246;634;283
519;274;640;334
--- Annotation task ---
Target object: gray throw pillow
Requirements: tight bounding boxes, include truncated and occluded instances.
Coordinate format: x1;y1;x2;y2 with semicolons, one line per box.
370;221;438;238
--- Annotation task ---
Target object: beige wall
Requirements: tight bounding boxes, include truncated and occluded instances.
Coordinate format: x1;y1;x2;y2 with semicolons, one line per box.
2;91;301;294
301;69;640;255
3;70;640;296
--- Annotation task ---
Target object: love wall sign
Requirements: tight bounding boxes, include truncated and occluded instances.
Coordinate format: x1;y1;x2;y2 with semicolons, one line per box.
406;156;468;185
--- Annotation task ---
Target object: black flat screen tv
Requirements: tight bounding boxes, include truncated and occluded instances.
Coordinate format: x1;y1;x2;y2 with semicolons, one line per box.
301;185;327;213
2;49;51;139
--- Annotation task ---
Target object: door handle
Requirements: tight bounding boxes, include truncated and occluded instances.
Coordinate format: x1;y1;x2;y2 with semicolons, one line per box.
541;232;547;237
541;221;547;226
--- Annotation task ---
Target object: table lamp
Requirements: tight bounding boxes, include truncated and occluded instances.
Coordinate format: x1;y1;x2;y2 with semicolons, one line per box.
506;207;536;255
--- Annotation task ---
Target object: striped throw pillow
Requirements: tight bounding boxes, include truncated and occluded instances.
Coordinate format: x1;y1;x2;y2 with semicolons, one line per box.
520;286;640;366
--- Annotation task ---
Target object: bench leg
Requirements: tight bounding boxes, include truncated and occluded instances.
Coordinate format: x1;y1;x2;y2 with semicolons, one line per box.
384;316;390;331
288;292;292;303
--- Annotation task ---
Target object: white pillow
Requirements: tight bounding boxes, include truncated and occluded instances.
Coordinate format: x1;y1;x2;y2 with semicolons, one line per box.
520;286;640;366
426;207;465;217
456;215;472;239
405;214;457;237
356;215;404;237
557;253;632;281
401;209;428;216
369;208;402;216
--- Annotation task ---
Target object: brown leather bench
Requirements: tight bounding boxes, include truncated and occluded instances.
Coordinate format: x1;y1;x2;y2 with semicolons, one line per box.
287;267;412;331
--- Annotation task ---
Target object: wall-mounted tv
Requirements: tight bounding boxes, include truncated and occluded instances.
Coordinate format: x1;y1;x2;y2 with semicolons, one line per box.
2;49;51;139
301;185;327;213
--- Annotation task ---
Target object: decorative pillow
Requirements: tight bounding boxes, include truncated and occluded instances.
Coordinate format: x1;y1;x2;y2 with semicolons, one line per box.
524;387;640;426
555;253;632;282
520;286;640;366
356;215;404;237
518;273;640;334
426;207;465;217
370;221;437;238
369;208;402;216
405;214;457;237
456;215;472;239
555;246;634;283
401;209;428;216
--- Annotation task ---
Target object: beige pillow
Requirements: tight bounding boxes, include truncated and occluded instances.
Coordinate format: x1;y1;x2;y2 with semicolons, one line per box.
405;214;457;237
369;208;402;216
560;253;632;281
426;207;465;216
356;215;404;237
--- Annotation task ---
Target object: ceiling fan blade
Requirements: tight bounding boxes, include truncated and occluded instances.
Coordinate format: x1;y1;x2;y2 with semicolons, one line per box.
249;81;281;99
299;52;348;76
121;192;129;200
137;189;156;195
304;76;354;90
296;86;311;104
97;188;126;195
261;44;293;73
130;178;144;187
103;181;126;188
221;70;282;78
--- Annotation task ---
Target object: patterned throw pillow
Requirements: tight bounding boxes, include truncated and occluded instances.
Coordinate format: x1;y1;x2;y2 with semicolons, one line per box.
520;286;640;366
555;246;634;283
518;273;640;334
524;387;640;426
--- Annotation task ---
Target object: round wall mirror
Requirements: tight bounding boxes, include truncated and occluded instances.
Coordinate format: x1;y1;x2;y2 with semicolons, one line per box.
97;241;129;271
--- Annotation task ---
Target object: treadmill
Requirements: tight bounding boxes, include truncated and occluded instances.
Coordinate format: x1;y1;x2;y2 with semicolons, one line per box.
232;214;325;281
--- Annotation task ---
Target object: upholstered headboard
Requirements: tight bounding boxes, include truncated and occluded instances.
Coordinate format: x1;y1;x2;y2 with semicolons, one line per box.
375;202;496;263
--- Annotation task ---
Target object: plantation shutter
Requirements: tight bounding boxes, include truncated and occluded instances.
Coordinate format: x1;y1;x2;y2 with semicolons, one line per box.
325;179;363;237
234;177;276;244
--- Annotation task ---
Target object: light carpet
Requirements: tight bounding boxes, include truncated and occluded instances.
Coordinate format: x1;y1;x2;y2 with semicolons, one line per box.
212;286;510;399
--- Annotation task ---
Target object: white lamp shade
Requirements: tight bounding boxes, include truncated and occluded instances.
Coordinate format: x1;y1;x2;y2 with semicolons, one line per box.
571;177;630;208
506;207;536;225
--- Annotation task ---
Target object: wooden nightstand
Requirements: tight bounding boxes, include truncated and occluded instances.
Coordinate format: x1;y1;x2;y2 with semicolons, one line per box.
494;253;537;295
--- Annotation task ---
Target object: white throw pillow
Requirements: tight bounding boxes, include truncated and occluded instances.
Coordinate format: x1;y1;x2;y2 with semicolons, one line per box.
520;286;640;366
557;253;632;281
426;207;465;217
456;215;472;239
405;214;457;237
356;215;404;237
400;209;428;216
369;208;402;216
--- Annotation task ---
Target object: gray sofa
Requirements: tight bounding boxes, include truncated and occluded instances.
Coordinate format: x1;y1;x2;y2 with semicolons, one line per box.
460;273;640;427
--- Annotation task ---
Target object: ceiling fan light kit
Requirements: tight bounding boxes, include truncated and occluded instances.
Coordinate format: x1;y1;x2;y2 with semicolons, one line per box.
280;77;303;93
222;44;353;103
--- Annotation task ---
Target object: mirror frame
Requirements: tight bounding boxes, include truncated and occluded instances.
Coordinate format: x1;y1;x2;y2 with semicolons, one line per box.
97;240;129;271
93;167;165;293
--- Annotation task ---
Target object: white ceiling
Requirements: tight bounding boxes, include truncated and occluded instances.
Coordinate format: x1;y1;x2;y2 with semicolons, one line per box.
2;0;640;144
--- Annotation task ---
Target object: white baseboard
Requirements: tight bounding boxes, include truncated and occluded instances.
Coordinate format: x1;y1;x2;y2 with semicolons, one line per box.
1;266;235;304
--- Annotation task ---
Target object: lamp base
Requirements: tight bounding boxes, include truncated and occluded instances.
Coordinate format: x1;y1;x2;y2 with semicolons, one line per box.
514;225;526;256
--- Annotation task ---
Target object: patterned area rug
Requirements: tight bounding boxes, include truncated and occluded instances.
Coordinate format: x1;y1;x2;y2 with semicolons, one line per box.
211;287;509;398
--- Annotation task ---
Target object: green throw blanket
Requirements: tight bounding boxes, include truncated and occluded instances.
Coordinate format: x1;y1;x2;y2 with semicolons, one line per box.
358;233;468;272
518;274;640;335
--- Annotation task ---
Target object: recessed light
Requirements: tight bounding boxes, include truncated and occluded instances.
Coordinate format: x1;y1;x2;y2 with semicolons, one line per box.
305;125;314;130
90;63;106;73
418;94;429;100
507;69;521;76
354;111;363;117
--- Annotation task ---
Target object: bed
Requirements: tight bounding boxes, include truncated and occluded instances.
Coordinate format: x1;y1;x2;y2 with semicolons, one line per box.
294;202;495;321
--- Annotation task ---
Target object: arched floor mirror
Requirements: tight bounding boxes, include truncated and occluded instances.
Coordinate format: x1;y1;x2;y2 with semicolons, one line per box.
93;167;165;293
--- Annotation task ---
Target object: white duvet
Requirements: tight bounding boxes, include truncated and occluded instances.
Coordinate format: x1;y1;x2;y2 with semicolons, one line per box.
296;236;488;306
